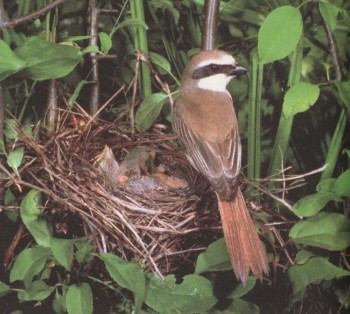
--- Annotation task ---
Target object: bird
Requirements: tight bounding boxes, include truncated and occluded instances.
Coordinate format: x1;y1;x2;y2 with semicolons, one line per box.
172;49;268;283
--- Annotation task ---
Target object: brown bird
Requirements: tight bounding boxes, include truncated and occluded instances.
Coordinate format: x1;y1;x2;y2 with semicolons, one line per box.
172;50;268;283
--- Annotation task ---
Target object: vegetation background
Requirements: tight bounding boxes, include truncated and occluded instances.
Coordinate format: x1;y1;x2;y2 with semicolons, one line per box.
0;0;349;313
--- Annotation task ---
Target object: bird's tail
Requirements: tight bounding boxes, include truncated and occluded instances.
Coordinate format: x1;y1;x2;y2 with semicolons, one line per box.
218;188;268;283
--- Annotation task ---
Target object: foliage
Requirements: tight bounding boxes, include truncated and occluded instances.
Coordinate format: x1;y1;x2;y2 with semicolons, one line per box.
0;0;349;313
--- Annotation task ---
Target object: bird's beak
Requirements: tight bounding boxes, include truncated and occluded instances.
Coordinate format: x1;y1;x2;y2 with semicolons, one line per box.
230;65;248;77
94;145;113;163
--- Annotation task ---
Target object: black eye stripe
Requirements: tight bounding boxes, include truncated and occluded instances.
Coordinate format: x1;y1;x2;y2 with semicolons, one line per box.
192;64;234;79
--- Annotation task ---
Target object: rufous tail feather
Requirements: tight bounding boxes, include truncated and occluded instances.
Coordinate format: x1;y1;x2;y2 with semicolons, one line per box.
218;188;268;283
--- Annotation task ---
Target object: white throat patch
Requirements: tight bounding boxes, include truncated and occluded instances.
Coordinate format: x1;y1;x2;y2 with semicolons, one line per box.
196;73;233;92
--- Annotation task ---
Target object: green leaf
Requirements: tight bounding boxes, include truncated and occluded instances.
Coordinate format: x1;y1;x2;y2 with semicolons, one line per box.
145;274;217;313
289;256;350;303
53;292;67;314
15;36;82;80
10;246;51;288
0;39;26;81
294;250;314;265
333;169;350;197
4;119;19;140
336;81;350;110
319;2;340;32
135;93;168;132
98;32;112;53
81;45;99;55
66;283;93;314
101;253;145;312
74;239;95;264
18;280;54;301
290;212;350;250
282;83;320;118
149;52;172;75
258;6;303;64
0;281;12;297
114;18;149;32
7;147;24;175
335;288;350;310
51;238;74;271
68;80;91;108
195;238;231;274
230;276;256;299
292;191;342;217
20;190;52;247
150;0;180;24
218;299;260;314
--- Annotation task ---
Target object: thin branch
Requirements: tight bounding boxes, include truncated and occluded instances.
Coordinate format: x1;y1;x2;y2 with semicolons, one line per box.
85;85;126;128
46;79;59;132
323;23;342;81
1;0;66;29
88;0;100;114
201;0;221;50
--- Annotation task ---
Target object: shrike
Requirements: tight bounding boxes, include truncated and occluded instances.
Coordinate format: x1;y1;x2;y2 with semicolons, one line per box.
172;50;268;283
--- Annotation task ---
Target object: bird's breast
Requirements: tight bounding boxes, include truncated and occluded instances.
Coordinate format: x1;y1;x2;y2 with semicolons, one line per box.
178;89;237;143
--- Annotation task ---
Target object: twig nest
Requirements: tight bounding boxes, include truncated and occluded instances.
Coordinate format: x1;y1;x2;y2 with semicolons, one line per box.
7;112;222;274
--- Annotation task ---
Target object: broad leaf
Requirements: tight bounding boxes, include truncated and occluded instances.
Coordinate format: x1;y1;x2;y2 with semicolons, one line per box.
290;212;350;250
20;190;52;247
66;283;93;314
292;191;341;217
149;52;172;75
7;147;24;175
18;280;54;302
135;93;168;131
258;6;303;64
195;238;231;274
145;274;217;313
0;281;12;297
53;292;67;314
0;39;26;81
10;246;51;288
51;238;74;271
289;256;350;303
101;253;145;312
230;276;256;299
74;239;95;264
213;299;260;314
333;169;350;197
319;2;340;32
282;83;320;118
15;36;82;80
99;32;112;53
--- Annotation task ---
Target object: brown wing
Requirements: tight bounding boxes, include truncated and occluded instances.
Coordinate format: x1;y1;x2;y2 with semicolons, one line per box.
173;103;241;200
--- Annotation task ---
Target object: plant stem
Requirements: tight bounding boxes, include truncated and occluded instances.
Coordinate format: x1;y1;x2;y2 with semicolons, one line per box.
268;37;303;177
130;0;151;99
247;49;262;180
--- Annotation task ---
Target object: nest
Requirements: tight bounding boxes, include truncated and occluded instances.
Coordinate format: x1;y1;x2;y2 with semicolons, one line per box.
3;109;222;275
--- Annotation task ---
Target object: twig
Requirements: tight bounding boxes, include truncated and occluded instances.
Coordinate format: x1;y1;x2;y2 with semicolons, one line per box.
3;224;25;268
1;0;66;29
84;85;126;128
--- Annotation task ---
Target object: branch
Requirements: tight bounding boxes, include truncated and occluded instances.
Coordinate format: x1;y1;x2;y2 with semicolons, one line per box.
1;0;67;29
322;21;342;81
201;0;220;50
88;0;100;115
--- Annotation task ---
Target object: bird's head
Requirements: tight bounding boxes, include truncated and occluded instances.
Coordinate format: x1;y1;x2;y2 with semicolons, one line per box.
181;50;248;93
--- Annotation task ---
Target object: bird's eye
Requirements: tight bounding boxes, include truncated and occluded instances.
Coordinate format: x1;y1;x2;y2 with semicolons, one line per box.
210;64;219;72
